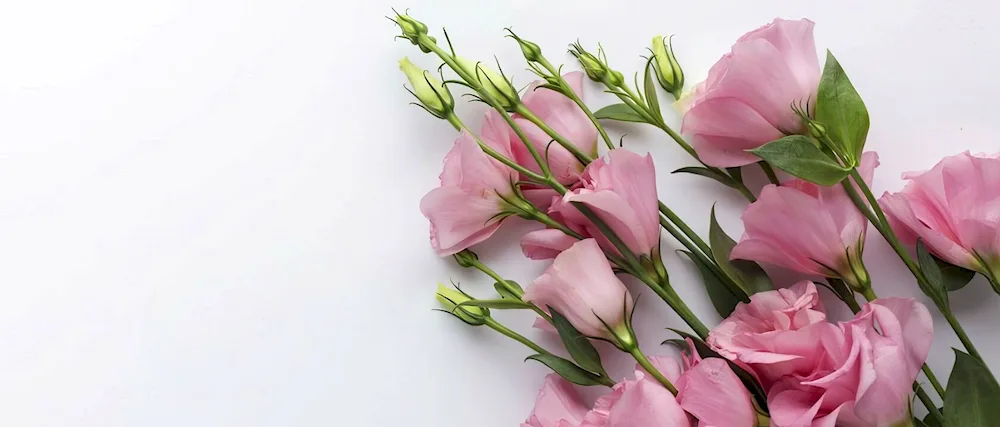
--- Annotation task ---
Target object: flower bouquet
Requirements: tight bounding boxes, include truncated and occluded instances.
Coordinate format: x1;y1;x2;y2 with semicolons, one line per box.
391;10;1000;427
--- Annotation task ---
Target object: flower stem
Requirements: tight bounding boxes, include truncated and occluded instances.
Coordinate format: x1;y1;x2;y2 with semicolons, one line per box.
659;203;712;256
629;346;678;395
467;258;553;324
647;276;710;339
483;317;549;355
759;162;780;186
445;113;547;183
536;57;615;151
916;386;944;425
513;104;594;165
846;169;984;362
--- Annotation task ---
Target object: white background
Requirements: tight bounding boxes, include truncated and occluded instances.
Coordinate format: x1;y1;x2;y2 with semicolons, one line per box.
1;0;999;425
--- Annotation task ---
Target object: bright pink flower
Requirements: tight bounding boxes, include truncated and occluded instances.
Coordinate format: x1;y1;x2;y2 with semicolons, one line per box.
419;132;516;256
880;151;1000;285
731;152;879;288
507;71;598;184
524;239;633;339
681;18;820;167
546;149;660;257
580;373;691;427
522;375;590;427
710;285;933;426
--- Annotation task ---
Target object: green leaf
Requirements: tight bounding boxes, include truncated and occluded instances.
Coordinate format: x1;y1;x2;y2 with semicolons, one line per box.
922;409;943;427
594;103;646;123
667;329;768;411
680;250;743;317
936;256;976;292
643;57;661;120
815;50;870;163
915;239;950;306
749;135;850;186
708;207;774;295
944;349;1000;426
457;299;531;310
494;281;523;299
548;308;606;376
525;354;603;386
726;166;744;184
672;166;737;189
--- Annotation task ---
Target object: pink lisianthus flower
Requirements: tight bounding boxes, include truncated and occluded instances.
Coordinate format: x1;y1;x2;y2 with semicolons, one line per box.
880;151;1000;291
731;152;880;290
709;283;933;426
680;18;820;167
521;149;660;259
419;131;517;256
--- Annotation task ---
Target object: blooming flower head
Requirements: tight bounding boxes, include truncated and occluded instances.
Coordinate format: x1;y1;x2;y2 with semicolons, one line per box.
880;151;1000;289
681;18;820;167
731;152;880;290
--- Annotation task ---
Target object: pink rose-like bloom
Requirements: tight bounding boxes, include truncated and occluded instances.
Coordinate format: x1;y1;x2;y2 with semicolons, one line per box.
485;71;597;185
521;375;589;427
732;152;880;288
522;149;660;259
419;131;516;256
525;239;633;339
880;151;1000;285
709;284;933;426
681;18;820;167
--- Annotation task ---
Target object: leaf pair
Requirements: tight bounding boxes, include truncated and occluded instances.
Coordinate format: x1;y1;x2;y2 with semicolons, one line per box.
526;308;610;387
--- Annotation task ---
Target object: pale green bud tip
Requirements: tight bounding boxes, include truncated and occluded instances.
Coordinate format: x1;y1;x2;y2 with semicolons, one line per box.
399;57;453;115
512;34;542;62
651;35;684;94
436;284;487;323
393;11;428;38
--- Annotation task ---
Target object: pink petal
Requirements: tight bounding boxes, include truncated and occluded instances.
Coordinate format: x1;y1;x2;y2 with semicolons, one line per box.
419;186;505;256
676;358;756;427
523;374;589;427
521;229;579;260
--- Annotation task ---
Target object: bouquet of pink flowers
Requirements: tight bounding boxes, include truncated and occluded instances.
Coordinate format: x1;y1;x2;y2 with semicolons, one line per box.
392;10;1000;426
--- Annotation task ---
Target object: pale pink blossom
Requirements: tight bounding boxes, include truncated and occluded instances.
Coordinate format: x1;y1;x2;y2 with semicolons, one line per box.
580;372;691;427
709;285;933;426
524;239;633;339
419;132;516;256
521;375;590;427
681;18;820;167
676;357;757;427
545;149;660;257
880;151;1000;285
731;152;879;289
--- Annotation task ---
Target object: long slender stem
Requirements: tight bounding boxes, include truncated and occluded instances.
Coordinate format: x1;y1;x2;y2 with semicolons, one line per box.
642;276;710;338
468;259;553;324
630;346;678;394
536;57;615;151
483;317;549;355
445;113;547;183
916;386;944;424
759;162;780;186
514;104;594;164
848;170;984;362
659;203;712;257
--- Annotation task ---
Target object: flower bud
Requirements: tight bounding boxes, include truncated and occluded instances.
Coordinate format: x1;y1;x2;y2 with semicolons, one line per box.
436;284;488;325
651;35;684;96
807;120;827;140
570;47;607;83
508;31;542;63
393;11;428;40
399;57;454;117
452;249;479;268
455;57;519;108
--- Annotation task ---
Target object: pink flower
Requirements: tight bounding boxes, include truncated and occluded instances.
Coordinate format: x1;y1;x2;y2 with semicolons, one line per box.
580;371;691;427
880;151;1000;285
522;375;590;427
507;71;598;184
731;152;880;289
676;357;757;427
680;18;820;167
525;149;660;258
524;239;633;339
709;285;933;426
419;131;516;256
521;228;580;260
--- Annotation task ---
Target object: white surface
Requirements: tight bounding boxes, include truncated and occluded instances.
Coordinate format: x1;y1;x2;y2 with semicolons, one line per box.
1;0;999;425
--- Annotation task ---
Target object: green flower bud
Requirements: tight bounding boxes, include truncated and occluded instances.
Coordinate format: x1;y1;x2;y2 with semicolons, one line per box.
452;249;479;268
510;33;542;63
455;57;519;108
651;35;684;96
436;284;488;325
607;70;625;88
807;120;827;140
399;57;454;117
393;11;428;40
571;47;607;83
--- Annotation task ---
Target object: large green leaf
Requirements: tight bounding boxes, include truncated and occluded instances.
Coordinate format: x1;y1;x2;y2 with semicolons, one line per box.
680;250;742;317
749;135;850;186
525;354;603;386
815;50;869;163
548;308;606;376
594;103;646;123
944;350;1000;426
708;207;773;295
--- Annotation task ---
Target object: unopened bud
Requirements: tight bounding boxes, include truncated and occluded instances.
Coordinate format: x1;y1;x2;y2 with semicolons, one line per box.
436;284;488;325
607;70;625;88
651;35;684;96
452;249;479;268
455;57;519;108
508;31;543;63
399;57;454;117
570;46;607;83
807;120;827;140
393;11;428;40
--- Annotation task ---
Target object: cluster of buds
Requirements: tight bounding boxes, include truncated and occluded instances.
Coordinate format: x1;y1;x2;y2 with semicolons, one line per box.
569;42;625;87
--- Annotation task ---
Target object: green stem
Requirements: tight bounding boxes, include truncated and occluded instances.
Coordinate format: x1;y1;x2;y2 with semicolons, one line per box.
483;317;549;355
514;104;594;165
646;277;710;339
848;170;985;362
629;346;678;395
527;209;585;239
445;113;547;183
916;386;944;425
759;162;780;186
468;259;553;324
537;57;615;151
659;203;712;256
